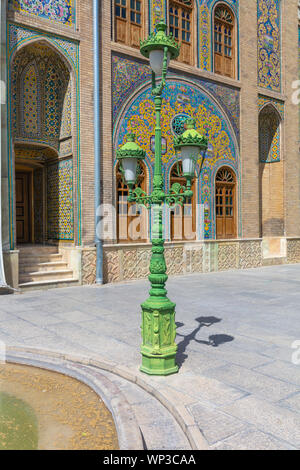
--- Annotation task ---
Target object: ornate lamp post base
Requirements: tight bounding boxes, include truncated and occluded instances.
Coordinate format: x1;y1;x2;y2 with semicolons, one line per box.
140;298;179;376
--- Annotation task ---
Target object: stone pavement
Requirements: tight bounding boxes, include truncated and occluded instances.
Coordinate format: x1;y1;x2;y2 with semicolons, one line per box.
1;264;300;450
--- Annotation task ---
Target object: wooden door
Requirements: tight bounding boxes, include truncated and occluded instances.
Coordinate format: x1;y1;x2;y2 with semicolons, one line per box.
215;168;236;239
16;172;31;244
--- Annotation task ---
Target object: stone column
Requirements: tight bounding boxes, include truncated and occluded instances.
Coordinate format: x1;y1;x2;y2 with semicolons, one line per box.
0;4;17;290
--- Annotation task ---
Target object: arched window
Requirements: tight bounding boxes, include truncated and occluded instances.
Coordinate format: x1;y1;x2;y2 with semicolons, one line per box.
116;162;148;243
215;167;236;239
259;106;281;164
170;162;196;241
259;106;283;237
169;0;193;65
213;4;235;78
115;0;143;48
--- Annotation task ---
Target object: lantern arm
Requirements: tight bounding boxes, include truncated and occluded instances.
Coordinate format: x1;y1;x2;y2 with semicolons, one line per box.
151;47;169;97
127;180;193;209
128;186;166;208
165;182;193;208
128;186;153;209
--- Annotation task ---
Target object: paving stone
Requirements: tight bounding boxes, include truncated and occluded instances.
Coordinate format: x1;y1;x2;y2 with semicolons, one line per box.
20;334;92;356
220;395;300;448
279;393;300;414
187;403;249;445
175;349;228;374
212;429;296;450
254;360;300;387
0;319;46;339
139;422;190;451
198;347;272;369
0;311;18;322
13;310;63;325
151;372;247;406
45;322;139;362
0;332;24;347
203;364;299;402
54;310;98;323
257;344;297;363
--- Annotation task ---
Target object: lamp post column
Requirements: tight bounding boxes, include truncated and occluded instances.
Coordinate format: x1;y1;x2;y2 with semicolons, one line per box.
118;20;208;376
140;93;179;376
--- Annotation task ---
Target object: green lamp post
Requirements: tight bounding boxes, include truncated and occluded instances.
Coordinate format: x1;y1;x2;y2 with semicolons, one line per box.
116;21;208;375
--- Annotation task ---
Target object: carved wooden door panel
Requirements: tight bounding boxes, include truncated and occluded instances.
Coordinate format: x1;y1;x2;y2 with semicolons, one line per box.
16;172;31;244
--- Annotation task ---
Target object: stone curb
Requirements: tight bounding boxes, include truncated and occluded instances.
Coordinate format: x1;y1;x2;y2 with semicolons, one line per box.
5;349;144;450
6;345;209;450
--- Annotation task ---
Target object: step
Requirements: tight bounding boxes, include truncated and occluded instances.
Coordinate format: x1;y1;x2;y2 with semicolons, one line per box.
262;257;286;266
19;269;74;283
19;278;80;292
20;261;69;274
19;246;59;255
19;253;63;264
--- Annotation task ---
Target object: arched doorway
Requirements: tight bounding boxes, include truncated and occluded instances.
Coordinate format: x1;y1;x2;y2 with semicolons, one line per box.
116;161;148;242
215;167;236;239
258;105;283;237
11;41;74;247
169;162;196;241
15;145;60;245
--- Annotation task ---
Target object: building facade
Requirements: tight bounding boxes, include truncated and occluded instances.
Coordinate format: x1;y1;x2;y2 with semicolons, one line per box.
1;0;96;288
1;0;300;290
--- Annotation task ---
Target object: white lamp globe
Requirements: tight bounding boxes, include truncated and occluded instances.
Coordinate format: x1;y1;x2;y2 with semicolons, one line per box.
149;49;170;76
116;133;146;185
123;158;138;184
181;146;198;177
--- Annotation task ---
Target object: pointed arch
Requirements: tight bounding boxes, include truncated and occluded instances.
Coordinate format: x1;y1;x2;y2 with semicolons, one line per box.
259;103;281;163
8;37;78;247
259;103;284;237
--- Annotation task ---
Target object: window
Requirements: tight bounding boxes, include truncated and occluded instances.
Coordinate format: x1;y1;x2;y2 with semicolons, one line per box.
259;106;283;237
169;0;193;65
259;107;280;163
215;167;236;239
115;0;143;48
214;4;235;78
170;163;196;241
116;162;148;242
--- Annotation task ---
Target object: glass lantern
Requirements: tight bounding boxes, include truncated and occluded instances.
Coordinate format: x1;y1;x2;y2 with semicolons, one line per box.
116;133;146;186
173;118;208;182
140;21;179;76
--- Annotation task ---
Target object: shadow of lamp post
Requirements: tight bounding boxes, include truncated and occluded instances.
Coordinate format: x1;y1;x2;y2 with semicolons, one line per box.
116;21;208;376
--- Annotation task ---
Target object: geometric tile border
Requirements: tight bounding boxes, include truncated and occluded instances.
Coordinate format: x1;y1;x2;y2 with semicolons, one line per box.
102;239;267;284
